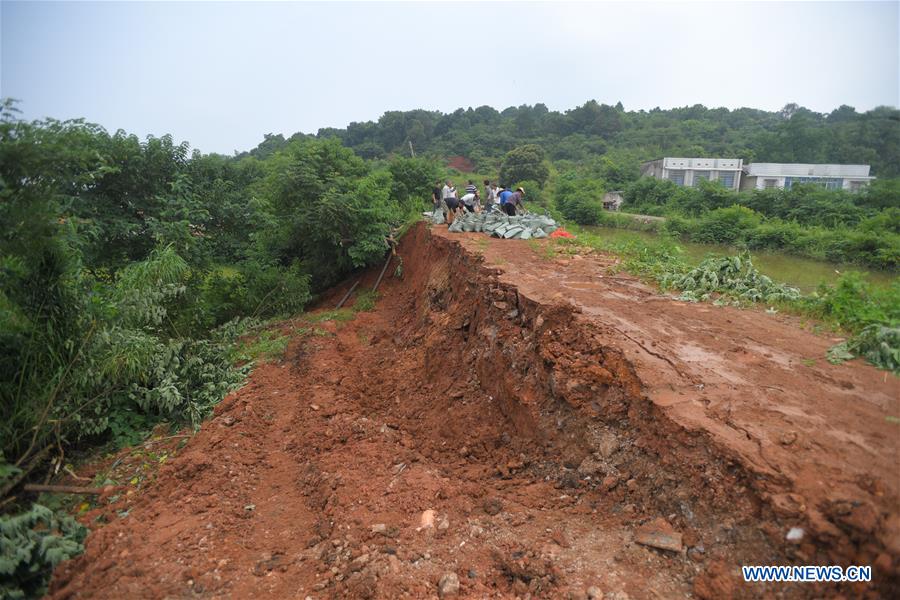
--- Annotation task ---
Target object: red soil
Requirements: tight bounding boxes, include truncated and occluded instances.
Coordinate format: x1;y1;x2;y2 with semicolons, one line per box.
447;156;476;173
49;223;899;599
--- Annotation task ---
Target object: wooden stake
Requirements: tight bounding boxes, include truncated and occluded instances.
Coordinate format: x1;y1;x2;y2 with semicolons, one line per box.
372;253;392;293
336;280;360;309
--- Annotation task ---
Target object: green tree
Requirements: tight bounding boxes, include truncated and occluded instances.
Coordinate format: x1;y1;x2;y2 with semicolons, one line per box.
555;172;606;224
388;156;441;210
499;144;550;187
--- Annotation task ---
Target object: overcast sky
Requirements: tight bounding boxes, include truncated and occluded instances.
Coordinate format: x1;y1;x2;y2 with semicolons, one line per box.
2;1;898;154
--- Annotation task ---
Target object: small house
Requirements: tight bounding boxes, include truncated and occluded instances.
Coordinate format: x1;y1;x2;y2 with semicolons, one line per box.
603;191;624;211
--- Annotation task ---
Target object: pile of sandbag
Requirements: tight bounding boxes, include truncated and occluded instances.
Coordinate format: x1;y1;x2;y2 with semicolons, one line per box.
425;208;445;225
442;210;560;240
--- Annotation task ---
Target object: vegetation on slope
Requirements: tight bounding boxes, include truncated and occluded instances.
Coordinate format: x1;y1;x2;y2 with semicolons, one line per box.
0;100;440;572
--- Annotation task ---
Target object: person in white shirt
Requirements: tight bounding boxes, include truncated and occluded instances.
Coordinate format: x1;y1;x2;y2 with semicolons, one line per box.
460;192;478;213
441;181;452;203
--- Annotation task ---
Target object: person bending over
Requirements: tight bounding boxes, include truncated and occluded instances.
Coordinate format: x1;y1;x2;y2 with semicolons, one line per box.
504;187;526;216
460;190;478;213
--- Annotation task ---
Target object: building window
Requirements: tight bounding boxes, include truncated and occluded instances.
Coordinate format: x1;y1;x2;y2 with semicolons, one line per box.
668;170;685;186
785;176;843;190
693;171;710;187
764;179;778;189
849;181;864;192
718;171;735;188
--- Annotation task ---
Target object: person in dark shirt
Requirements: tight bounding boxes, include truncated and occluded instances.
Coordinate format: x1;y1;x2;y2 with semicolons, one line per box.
432;180;443;210
465;180;478;197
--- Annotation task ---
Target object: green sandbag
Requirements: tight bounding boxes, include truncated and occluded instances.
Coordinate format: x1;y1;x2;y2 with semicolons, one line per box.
503;226;524;239
495;224;511;236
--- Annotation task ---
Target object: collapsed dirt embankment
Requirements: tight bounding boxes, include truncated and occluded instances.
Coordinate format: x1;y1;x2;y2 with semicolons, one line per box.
50;221;897;599
406;223;898;590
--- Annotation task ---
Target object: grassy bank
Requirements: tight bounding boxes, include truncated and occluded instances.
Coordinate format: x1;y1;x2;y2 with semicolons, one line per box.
587;207;900;272
560;226;900;374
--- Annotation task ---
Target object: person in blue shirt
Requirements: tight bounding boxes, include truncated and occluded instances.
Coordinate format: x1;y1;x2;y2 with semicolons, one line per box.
498;186;514;208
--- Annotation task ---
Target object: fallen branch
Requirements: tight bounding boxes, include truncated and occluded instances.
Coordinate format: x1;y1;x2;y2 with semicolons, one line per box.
63;466;92;482
23;484;112;495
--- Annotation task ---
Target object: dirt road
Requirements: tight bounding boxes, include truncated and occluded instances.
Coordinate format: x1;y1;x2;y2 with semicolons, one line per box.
50;223;899;598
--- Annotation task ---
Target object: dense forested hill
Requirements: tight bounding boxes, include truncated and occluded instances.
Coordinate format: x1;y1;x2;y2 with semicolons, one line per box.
243;101;900;181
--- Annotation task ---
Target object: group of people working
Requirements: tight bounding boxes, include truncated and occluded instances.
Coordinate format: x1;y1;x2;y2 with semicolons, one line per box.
432;179;526;220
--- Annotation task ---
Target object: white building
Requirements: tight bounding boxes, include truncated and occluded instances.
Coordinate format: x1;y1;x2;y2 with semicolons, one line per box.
741;163;874;192
640;157;743;190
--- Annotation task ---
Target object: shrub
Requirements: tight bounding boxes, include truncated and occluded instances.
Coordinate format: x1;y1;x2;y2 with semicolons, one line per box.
746;219;802;250
661;213;694;237
801;272;899;331
555;173;606;225
560;196;604;225
690;205;762;245
856;178;900;211
858;207;900;235
828;325;900;373
623;176;677;213
0;504;87;599
595;211;663;232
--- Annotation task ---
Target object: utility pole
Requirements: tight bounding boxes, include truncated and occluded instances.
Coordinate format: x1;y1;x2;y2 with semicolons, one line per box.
408;140;415;158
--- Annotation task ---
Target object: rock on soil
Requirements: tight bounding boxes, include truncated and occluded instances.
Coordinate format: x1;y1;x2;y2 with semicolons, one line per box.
438;572;460;597
634;518;683;553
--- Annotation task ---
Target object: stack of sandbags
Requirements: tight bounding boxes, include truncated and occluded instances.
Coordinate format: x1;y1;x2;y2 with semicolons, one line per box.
442;211;560;240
